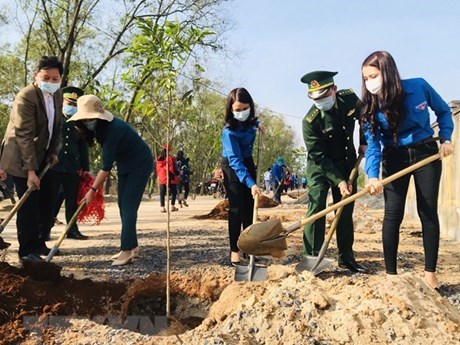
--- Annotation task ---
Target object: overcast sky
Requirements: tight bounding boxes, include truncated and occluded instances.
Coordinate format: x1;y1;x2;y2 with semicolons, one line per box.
207;0;460;145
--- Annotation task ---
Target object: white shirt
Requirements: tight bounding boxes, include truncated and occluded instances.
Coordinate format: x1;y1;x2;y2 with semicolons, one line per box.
43;93;55;149
263;171;272;181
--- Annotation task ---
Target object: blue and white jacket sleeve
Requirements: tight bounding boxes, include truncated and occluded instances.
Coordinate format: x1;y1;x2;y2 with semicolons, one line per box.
423;79;454;142
364;123;383;179
222;129;256;188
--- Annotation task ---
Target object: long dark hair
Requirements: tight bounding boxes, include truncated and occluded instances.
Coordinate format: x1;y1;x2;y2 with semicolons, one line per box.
224;87;257;130
361;51;405;143
75;119;110;146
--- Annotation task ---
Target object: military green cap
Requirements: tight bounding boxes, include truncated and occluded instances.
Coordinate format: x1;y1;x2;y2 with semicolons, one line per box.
61;86;84;102
300;71;338;100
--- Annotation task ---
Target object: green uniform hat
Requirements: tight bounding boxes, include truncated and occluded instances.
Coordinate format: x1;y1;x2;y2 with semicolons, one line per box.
61;86;84;102
300;70;338;100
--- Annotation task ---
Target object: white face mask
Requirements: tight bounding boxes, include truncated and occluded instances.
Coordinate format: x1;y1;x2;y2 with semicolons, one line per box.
314;95;335;111
39;81;61;94
233;108;251;122
365;76;383;95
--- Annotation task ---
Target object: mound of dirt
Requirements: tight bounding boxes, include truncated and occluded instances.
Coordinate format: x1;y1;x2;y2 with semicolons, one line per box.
179;268;460;344
194;195;278;220
0;261;233;344
0;262;127;344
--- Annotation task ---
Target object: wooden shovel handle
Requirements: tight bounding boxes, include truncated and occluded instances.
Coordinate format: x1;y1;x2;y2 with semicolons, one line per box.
0;162;52;234
45;200;86;262
324;154;364;243
285;153;441;235
253;194;259;224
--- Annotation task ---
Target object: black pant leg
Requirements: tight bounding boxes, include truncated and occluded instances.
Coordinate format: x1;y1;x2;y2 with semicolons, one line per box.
159;184;166;207
62;172;81;235
183;182;190;199
13;176;42;256
382;150;411;274
38;170;58;241
170;183;177;205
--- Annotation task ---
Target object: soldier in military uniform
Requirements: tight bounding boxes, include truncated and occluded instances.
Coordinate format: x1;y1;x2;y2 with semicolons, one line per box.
301;71;367;273
41;86;90;240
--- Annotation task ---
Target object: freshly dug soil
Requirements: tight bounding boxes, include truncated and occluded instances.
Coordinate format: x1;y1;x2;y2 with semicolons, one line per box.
194;195;278;220
0;195;458;345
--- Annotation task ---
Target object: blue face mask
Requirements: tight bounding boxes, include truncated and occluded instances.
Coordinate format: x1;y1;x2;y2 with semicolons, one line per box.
39;81;61;94
63;105;77;116
83;119;97;131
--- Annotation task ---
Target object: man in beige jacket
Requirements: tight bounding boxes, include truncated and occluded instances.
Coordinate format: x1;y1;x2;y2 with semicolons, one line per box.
0;56;63;262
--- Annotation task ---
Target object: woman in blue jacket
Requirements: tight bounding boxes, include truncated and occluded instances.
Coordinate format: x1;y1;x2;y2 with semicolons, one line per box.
361;51;454;289
221;88;261;265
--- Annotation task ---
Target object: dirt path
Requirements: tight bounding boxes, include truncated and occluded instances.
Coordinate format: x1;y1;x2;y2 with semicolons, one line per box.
0;192;458;344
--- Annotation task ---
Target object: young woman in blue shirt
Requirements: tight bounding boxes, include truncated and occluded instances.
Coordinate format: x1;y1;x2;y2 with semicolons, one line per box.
221;88;262;265
361;51;454;289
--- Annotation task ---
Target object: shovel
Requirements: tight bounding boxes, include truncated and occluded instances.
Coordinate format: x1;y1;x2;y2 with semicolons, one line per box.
46;200;86;262
234;195;268;281
295;154;363;275
0;163;52;249
238;153;441;257
234;131;268;281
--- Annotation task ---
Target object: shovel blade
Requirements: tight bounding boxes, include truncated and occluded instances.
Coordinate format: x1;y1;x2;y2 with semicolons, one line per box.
234;263;268;282
238;219;287;256
295;255;334;275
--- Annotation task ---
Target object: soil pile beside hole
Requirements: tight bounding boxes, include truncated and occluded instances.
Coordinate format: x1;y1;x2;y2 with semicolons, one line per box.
0;262;126;344
120;271;231;336
0;262;230;343
194;195;278;220
179;270;460;344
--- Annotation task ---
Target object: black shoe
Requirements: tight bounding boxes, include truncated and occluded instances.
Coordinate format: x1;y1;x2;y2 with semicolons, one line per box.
20;253;44;263
338;260;368;273
67;232;89;240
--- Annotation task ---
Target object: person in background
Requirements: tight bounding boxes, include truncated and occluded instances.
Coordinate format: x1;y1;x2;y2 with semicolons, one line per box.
301;70;367;273
69;95;153;266
221;87;261;265
361;50;454;289
43;86;90;241
156;145;179;213
301;176;307;189
0;56;63;262
176;149;191;207
283;167;291;193
271;157;285;204
263;168;272;193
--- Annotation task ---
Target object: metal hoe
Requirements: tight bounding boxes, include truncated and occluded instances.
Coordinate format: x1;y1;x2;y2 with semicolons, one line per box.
295;154;363;275
234;131;268;282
